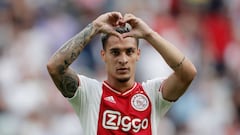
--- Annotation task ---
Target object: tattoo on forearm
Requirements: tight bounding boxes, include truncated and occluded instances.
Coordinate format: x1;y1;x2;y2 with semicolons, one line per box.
49;23;95;97
59;75;78;97
55;23;95;74
171;56;185;69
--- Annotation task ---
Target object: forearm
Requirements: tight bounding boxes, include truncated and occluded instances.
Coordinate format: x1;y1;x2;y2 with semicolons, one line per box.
145;31;196;81
47;23;98;73
145;31;185;68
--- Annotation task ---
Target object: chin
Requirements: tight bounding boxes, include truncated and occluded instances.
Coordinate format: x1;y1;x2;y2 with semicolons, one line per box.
117;77;130;83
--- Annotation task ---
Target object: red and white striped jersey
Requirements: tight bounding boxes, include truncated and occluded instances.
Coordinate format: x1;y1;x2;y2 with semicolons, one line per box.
68;75;173;135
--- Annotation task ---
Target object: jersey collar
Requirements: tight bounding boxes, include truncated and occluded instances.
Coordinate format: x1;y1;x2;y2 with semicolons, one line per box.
103;81;137;96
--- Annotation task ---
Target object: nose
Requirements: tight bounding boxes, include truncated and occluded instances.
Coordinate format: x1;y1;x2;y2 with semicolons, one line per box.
118;54;128;65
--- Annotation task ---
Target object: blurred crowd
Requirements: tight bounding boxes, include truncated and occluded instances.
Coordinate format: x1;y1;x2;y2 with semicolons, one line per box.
0;0;240;134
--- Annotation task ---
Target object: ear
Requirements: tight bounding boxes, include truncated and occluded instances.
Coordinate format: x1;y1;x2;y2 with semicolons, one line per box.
136;48;141;61
101;49;106;62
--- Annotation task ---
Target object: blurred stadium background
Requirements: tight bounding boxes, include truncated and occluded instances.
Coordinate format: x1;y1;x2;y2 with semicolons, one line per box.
0;0;240;134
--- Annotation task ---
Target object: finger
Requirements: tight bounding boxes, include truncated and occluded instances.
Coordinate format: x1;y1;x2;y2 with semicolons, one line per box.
121;31;135;38
111;11;122;18
118;19;125;27
124;13;134;18
109;30;123;40
123;13;136;23
110;12;123;22
109;12;123;26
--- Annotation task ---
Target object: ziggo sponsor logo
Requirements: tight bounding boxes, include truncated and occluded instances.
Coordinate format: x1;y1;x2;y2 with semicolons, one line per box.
102;110;148;133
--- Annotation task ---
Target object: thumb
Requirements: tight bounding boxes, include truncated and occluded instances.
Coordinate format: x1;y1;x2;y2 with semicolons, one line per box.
121;31;136;38
109;30;123;40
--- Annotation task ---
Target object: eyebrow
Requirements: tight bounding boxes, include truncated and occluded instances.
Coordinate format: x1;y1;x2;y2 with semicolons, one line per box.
109;48;120;52
109;47;136;51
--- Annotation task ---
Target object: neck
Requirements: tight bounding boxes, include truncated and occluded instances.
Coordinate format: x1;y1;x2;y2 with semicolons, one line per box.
105;78;135;93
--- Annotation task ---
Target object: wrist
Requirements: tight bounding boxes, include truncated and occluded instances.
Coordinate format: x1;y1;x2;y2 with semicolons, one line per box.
144;30;157;41
92;20;101;34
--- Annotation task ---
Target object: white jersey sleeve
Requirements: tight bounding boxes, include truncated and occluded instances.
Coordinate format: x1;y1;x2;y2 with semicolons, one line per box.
142;78;174;135
142;77;173;117
67;75;102;135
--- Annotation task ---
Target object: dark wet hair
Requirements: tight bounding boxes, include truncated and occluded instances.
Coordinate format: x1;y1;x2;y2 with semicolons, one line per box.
101;24;139;50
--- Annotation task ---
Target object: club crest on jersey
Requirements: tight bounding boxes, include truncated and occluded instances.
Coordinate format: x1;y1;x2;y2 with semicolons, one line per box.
131;94;149;111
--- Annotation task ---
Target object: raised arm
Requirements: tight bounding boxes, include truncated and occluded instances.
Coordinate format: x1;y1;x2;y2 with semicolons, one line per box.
47;12;123;98
122;13;197;101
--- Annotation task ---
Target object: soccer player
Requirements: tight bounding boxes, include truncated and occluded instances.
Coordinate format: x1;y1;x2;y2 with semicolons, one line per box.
47;12;197;135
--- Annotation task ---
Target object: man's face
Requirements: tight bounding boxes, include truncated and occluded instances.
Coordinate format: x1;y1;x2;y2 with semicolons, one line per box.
101;36;140;82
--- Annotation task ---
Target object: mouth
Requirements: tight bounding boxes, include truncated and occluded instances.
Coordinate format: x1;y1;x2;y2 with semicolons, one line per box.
116;67;130;74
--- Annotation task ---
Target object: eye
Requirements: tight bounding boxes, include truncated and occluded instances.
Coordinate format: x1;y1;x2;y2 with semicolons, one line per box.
110;49;120;56
126;48;135;56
